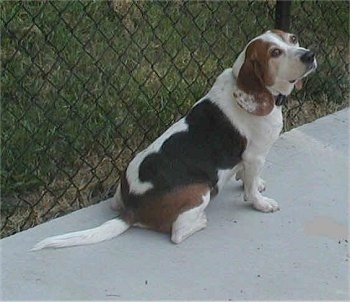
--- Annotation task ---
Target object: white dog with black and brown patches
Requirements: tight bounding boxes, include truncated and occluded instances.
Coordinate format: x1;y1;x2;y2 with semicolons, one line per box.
32;30;317;250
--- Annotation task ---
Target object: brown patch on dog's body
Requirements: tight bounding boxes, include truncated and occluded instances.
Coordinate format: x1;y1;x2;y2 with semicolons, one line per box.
237;39;275;116
134;184;210;233
119;172;210;233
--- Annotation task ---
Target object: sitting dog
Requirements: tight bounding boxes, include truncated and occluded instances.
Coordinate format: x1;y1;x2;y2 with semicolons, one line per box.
32;29;317;250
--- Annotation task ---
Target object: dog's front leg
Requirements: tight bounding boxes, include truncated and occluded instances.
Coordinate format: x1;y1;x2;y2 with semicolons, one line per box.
235;167;266;192
242;154;279;213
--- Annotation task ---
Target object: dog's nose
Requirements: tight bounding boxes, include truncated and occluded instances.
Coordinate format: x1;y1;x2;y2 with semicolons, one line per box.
300;50;315;64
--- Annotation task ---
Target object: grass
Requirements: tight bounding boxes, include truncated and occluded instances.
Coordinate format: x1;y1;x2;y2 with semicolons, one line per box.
1;0;349;237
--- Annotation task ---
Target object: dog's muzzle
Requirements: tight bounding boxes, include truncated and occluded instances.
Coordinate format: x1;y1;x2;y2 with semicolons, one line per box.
300;50;315;64
300;50;317;71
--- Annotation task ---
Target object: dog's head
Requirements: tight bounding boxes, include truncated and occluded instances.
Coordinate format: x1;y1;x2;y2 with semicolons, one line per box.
233;29;317;116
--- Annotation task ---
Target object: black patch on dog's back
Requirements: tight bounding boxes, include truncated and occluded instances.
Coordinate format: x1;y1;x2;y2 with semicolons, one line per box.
137;99;246;193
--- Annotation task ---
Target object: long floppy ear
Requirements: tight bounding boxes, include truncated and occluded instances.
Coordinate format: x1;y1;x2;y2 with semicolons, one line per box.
236;47;275;116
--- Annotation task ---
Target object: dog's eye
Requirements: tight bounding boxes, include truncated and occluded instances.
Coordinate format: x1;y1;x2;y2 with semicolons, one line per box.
271;48;282;57
290;35;298;44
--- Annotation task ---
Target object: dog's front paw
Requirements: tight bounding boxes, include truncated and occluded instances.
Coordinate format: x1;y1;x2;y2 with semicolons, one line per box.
253;197;279;213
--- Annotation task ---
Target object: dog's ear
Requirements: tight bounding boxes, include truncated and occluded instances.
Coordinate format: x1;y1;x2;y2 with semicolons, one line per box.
236;41;275;116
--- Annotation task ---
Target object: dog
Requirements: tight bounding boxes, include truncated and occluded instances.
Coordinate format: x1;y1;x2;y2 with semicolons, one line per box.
32;29;317;250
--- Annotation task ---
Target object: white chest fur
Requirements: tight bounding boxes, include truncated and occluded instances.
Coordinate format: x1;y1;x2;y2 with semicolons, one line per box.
208;68;283;158
242;106;283;157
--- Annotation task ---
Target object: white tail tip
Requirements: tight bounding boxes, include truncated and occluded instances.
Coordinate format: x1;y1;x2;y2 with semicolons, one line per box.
31;218;130;251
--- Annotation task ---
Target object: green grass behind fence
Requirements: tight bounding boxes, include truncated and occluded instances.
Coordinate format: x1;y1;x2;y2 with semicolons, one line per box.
1;0;349;205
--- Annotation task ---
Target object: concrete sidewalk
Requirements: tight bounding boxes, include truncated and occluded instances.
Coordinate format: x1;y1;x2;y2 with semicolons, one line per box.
1;109;349;301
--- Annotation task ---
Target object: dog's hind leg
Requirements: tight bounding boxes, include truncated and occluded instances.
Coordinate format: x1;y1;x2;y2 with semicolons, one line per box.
171;191;210;244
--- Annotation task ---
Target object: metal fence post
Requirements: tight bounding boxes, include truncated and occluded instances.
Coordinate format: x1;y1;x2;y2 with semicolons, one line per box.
275;0;291;31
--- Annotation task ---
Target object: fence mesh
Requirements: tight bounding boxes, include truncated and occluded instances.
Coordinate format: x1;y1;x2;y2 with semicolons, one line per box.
1;0;349;237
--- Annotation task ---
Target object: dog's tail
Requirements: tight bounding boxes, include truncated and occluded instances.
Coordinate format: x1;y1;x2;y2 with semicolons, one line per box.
31;217;130;251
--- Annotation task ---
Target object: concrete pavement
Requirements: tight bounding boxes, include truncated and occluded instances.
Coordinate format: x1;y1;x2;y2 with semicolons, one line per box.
1;109;349;300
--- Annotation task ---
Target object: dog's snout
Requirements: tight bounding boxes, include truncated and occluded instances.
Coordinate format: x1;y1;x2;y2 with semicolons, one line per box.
300;50;315;64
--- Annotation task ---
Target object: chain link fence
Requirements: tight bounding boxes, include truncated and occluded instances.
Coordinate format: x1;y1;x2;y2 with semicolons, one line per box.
1;0;348;238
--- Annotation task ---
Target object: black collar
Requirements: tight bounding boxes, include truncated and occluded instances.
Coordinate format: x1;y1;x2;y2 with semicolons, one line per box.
275;94;288;106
